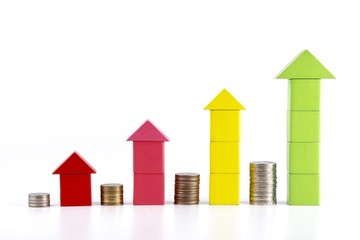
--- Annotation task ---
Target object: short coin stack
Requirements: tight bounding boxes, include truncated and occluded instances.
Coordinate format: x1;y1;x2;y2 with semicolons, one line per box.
28;193;50;207
100;183;124;206
174;173;200;205
249;161;277;205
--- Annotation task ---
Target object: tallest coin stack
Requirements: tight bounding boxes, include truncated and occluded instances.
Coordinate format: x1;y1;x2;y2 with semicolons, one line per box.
249;161;277;205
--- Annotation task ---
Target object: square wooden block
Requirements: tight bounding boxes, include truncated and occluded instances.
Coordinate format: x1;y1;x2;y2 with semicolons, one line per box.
133;142;164;173
210;111;240;141
134;173;164;205
288;142;320;174
210;142;240;173
289;80;321;111
288;174;320;205
288;111;320;143
210;173;239;205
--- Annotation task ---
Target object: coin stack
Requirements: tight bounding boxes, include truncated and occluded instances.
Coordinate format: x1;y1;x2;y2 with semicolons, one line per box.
100;183;124;206
249;161;277;205
28;193;50;207
174;173;200;205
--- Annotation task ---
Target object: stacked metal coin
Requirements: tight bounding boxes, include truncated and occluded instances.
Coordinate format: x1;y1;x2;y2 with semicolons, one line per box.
28;193;50;207
174;173;200;205
249;161;277;205
100;183;124;205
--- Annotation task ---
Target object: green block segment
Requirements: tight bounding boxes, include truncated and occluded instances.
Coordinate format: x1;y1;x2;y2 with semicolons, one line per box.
289;80;321;110
288;143;320;173
288;111;320;142
288;174;320;205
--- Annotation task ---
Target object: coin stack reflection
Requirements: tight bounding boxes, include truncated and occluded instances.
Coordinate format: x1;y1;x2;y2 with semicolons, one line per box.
101;183;123;205
249;161;277;205
28;193;50;207
174;173;200;205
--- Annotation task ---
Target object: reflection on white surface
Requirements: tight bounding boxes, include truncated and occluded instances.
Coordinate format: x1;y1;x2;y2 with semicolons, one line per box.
284;207;319;240
0;204;354;240
248;205;277;240
131;206;165;240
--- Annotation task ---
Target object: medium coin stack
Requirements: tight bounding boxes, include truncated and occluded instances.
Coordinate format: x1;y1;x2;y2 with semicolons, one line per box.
28;193;50;207
101;183;124;205
174;173;200;205
249;161;277;205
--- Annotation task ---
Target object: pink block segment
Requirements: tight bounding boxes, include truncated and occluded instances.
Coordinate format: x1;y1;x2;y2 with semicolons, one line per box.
127;120;169;142
133;173;164;205
133;142;164;173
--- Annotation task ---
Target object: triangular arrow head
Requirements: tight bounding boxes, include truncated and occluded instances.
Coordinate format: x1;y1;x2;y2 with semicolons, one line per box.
276;50;335;79
204;88;245;110
127;120;169;142
53;152;96;174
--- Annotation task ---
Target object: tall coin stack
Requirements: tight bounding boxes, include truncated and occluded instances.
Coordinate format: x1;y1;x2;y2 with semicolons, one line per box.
174;173;200;205
28;193;50;207
100;183;124;206
249;161;277;205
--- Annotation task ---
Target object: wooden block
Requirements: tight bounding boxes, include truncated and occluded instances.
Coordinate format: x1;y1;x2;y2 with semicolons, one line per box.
210;142;239;173
204;88;246;110
288;173;320;205
209;173;239;205
276;50;335;79
59;174;92;206
288;142;320;174
127;120;169;142
210;111;240;141
288;111;320;143
133;142;164;173
134;173;164;205
289;80;321;110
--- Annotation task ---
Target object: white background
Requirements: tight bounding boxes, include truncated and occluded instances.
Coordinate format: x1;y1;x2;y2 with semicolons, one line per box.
0;0;358;239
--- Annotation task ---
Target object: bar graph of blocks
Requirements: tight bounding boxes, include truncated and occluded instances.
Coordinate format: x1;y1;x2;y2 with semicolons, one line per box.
35;50;335;207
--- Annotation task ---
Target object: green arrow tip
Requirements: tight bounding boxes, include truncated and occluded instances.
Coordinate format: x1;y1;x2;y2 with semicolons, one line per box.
276;49;335;79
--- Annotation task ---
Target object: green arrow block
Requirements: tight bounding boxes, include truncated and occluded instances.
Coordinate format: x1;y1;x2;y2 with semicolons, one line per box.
289;80;321;110
288;143;320;173
288;173;320;205
288;111;320;142
276;50;335;79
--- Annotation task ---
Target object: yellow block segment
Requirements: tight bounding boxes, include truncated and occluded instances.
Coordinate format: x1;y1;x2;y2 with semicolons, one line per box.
210;111;240;141
210;142;239;173
209;173;239;205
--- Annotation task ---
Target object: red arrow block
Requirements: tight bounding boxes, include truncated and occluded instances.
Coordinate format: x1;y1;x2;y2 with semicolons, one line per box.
53;152;96;206
134;173;164;205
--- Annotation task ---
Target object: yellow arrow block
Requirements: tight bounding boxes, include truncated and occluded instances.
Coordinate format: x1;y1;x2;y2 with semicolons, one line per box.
210;142;239;173
209;173;239;205
210;111;240;141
